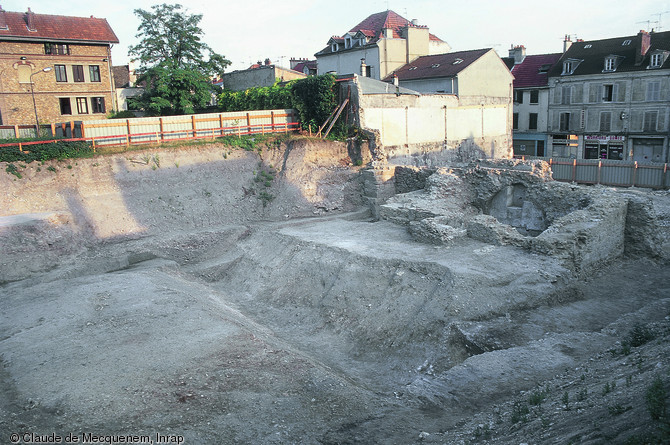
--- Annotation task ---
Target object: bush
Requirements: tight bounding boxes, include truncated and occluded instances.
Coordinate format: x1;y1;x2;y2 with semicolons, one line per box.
646;376;667;421
0;140;93;163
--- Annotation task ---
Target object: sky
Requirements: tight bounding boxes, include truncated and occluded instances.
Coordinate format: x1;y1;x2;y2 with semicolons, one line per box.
3;0;670;72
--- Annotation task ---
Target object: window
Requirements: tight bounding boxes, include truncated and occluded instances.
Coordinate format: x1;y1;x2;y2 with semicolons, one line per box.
76;97;88;114
44;43;69;55
514;90;523;103
59;98;72;115
599;112;612;132
331;42;339;52
529;90;539;104
91;97;106;114
365;65;372;77
644;111;658;132
559;112;571;131
604;57;616;72
89;65;101;82
72;65;84;82
603;84;614;102
650;53;663;68
646;81;661;101
54;65;67;82
538;64;551;73
561;86;571;105
563;61;573;74
529;113;538;130
622;39;632;46
17;65;31;83
513;113;519;130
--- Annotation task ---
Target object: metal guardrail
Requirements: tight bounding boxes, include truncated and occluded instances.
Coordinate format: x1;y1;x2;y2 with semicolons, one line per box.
515;156;669;189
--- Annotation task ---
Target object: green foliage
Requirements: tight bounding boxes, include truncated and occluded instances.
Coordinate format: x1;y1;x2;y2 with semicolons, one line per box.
528;389;547;406
511;400;530;423
258;191;275;207
290;74;337;130
128;3;229;75
218;81;294;112
108;110;137;119
217;74;339;134
646;376;667;421
5;163;22;178
128;3;230;116
130;65;216;116
0;140;93;163
627;324;656;348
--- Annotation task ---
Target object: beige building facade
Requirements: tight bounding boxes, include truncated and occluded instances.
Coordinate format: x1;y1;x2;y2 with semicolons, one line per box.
0;7;118;126
315;10;450;80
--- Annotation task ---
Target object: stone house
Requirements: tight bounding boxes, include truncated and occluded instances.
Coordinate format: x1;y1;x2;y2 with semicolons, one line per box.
218;59;306;92
0;7;119;126
315;10;450;81
546;31;670;162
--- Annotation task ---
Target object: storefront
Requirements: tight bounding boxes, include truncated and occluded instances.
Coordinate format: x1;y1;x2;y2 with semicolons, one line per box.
550;134;579;158
513;136;546;157
584;135;625;160
631;137;666;163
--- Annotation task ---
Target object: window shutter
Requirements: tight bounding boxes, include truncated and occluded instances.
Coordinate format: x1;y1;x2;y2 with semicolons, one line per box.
616;82;626;102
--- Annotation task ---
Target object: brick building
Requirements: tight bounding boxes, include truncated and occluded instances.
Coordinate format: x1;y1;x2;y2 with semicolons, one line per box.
0;7;119;126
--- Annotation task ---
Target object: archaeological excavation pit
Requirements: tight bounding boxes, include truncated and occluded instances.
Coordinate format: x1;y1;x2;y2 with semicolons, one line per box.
1;141;669;444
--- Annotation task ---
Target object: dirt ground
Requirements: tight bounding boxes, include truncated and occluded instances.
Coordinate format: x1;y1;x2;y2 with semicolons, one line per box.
1;139;669;444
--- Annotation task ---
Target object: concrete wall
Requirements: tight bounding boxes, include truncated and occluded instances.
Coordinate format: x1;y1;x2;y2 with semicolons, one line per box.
0;41;116;125
220;66;306;92
348;75;512;163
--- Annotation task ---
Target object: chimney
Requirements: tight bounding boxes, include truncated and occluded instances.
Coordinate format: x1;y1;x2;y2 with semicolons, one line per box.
563;35;572;53
264;58;271;66
392;73;399;86
508;45;526;64
636;30;651;65
25;7;36;32
360;58;367;76
0;5;7;30
128;60;138;87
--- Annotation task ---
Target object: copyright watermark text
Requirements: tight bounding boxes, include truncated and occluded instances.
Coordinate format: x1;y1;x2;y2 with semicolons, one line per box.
9;432;184;444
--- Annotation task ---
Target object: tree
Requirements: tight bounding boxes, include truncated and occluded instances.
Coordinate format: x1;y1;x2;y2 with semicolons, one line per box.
128;3;230;115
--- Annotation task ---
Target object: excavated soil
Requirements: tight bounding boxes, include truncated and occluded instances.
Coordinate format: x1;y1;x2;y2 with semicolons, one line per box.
1;139;669;445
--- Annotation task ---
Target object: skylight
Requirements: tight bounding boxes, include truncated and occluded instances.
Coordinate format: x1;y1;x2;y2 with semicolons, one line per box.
431;63;440;68
452;58;463;65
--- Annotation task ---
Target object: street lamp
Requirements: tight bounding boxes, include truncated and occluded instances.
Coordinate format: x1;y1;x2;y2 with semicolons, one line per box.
30;66;52;136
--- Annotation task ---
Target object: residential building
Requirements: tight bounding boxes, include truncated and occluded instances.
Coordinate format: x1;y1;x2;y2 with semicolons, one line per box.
547;31;670;162
315;10;450;80
219;58;306;91
508;46;562;157
113;62;143;114
0;7;119;125
289;58;317;76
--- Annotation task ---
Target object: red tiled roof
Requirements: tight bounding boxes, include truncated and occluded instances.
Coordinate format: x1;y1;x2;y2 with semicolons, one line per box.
293;60;317;73
349;10;444;43
384;49;491;81
0;8;119;43
510;53;562;88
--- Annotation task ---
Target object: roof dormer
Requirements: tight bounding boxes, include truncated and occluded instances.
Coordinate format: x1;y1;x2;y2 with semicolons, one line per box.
603;54;623;72
648;50;669;69
561;58;582;75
